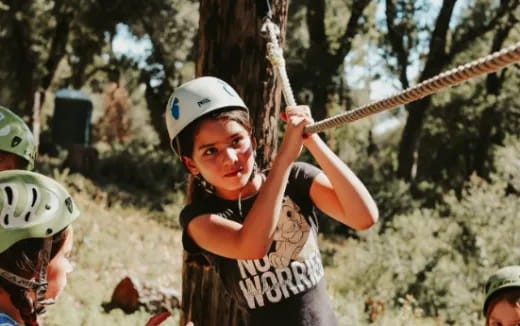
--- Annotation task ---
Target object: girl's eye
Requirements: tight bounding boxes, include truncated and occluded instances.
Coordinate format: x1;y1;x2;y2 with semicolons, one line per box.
232;137;243;146
204;148;217;156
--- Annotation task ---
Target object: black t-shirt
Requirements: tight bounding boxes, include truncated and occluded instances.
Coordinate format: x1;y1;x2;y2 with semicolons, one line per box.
180;162;337;326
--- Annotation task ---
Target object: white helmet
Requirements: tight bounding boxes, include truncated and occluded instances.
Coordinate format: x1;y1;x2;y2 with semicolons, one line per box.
164;76;248;152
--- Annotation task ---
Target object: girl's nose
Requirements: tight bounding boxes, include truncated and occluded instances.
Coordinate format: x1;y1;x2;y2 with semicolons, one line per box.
222;147;238;164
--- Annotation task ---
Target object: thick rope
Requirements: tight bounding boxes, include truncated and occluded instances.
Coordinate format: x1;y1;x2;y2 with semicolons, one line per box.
262;18;297;107
262;18;520;134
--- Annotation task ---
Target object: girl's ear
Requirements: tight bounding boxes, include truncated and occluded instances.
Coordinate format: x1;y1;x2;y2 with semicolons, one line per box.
181;156;199;175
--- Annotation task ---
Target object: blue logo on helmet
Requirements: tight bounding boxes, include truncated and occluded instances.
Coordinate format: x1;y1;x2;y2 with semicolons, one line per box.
218;81;234;97
170;97;180;120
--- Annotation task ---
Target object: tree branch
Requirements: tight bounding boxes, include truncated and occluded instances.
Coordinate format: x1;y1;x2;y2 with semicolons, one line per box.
384;0;411;89
447;0;520;61
332;0;371;65
419;0;457;80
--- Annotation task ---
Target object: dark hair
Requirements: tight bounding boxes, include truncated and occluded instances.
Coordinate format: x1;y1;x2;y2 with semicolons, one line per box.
485;287;520;321
174;108;254;204
0;227;70;326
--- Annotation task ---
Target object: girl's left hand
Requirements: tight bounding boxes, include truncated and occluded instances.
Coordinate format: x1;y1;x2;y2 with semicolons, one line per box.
280;105;314;141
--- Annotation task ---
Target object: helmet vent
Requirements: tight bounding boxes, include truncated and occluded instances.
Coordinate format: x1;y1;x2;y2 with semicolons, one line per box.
65;197;73;214
24;211;30;222
4;186;12;205
3;214;8;225
31;188;37;206
11;136;21;148
46;228;52;235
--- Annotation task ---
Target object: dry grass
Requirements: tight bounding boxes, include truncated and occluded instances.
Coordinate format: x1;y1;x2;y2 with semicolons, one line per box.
44;183;184;326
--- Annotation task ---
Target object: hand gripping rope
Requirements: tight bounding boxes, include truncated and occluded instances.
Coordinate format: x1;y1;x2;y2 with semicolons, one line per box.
261;17;520;134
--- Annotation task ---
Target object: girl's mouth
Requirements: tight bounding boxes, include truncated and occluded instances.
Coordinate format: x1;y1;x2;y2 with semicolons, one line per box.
224;167;243;177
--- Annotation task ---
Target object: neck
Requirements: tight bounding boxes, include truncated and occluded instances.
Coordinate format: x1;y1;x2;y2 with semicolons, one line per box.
0;287;24;325
215;172;264;200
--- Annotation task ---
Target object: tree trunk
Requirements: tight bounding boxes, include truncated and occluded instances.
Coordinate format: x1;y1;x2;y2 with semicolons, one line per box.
196;0;287;169
395;0;516;180
396;0;457;180
304;0;371;134
474;13;516;176
144;80;173;149
180;1;288;325
6;0;38;119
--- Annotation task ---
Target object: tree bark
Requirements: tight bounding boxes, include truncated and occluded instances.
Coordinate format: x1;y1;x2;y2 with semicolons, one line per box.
6;0;38;118
196;0;287;169
180;1;288;325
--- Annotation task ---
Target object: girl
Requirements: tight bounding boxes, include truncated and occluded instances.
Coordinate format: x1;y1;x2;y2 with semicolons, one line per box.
165;76;378;325
0;170;80;326
0;106;36;171
484;266;520;326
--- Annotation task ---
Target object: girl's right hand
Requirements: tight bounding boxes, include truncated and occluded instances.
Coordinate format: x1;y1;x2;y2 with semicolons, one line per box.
278;106;313;164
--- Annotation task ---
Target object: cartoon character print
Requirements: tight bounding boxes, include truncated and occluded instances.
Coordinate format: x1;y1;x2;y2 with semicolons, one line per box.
269;197;314;269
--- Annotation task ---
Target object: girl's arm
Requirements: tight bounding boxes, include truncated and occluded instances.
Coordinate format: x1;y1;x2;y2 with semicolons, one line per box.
186;114;308;260
287;106;379;230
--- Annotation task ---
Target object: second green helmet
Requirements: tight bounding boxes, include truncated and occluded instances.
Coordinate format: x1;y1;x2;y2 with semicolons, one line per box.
483;266;520;315
0;170;80;253
0;106;36;170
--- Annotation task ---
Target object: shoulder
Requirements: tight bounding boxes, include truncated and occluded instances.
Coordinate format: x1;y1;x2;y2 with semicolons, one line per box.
289;161;321;185
180;200;210;229
284;162;322;207
179;196;234;228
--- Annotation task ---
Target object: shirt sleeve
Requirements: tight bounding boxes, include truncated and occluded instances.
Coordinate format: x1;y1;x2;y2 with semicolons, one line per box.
289;161;321;194
179;203;210;254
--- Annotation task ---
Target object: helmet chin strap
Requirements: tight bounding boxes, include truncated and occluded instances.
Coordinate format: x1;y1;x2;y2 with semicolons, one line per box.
0;237;55;315
34;237;54;314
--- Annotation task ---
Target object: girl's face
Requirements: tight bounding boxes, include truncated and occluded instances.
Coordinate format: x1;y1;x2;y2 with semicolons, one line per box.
0;152;20;171
487;300;520;326
183;118;255;199
44;229;74;300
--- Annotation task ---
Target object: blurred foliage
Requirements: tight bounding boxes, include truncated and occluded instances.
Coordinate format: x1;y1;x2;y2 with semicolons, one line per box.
322;136;520;325
0;0;198;148
380;0;520;180
42;172;183;326
93;141;187;212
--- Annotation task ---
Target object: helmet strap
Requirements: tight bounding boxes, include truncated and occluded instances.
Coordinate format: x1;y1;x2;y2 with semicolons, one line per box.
0;237;55;315
34;237;54;315
173;137;183;158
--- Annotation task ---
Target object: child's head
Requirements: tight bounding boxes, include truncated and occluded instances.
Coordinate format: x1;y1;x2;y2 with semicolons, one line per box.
165;76;250;156
0;170;80;326
165;77;257;197
484;266;520;326
0;106;36;170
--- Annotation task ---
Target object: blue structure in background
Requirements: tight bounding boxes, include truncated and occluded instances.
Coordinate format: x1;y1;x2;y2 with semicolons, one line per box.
53;89;93;147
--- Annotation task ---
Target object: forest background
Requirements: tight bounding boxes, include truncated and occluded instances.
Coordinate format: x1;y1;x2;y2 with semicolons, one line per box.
1;0;520;325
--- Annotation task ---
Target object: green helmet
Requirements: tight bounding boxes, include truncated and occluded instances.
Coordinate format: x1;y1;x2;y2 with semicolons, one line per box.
0;106;36;170
483;266;520;315
0;170;79;253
